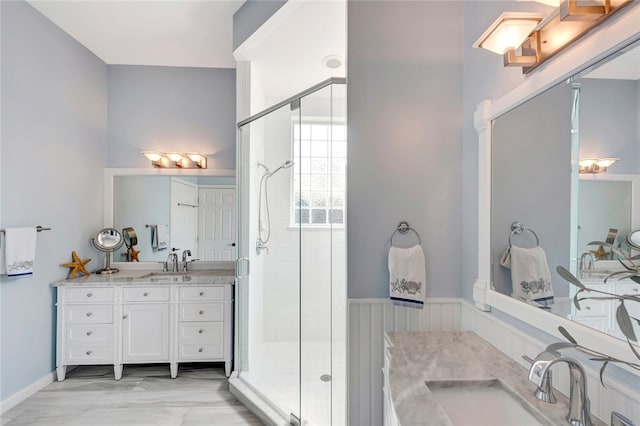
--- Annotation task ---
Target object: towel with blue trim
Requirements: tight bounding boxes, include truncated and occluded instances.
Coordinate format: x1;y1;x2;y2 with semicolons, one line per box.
388;244;426;309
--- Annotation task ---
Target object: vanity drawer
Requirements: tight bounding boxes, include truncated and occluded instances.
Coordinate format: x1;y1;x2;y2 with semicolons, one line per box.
66;305;113;323
575;298;608;317
66;343;113;363
67;324;113;343
66;287;113;303
179;286;224;301
123;287;170;302
179;343;223;360
179;322;223;344
179;303;223;322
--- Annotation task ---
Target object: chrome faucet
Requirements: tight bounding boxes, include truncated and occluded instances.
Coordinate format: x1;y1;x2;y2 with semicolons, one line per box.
182;249;192;271
528;349;591;426
166;252;179;272
579;252;595;271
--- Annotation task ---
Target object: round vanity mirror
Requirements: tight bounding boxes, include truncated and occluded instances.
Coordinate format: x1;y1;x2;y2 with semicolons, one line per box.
627;230;640;250
92;228;124;274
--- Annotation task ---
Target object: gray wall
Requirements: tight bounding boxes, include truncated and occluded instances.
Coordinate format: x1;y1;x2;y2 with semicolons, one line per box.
107;66;236;169
347;0;464;299
491;82;573;298
580;78;639;174
0;1;107;400
232;0;287;51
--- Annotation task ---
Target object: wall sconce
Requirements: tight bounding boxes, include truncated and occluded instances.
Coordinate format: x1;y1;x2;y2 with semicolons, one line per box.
578;157;618;173
475;0;633;73
142;151;207;169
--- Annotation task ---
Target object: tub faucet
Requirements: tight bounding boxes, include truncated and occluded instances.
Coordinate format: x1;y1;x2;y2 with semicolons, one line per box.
166;252;179;272
182;250;192;271
579;252;595;271
528;349;591;426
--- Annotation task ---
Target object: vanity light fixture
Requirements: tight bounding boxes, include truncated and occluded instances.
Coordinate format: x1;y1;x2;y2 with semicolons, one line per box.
578;157;618;173
475;0;633;73
141;151;207;169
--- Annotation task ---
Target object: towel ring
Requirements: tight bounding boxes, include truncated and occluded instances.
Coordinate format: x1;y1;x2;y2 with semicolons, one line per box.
508;221;539;248
390;221;422;246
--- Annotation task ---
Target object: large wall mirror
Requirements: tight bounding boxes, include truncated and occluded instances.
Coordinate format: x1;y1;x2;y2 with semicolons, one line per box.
105;169;237;266
476;14;640;366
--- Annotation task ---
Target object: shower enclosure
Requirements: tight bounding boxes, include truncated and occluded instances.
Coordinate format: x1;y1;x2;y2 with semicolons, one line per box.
232;78;347;425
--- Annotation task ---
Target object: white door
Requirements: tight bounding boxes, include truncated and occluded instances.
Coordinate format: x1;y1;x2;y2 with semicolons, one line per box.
198;187;237;261
171;178;198;255
122;304;169;362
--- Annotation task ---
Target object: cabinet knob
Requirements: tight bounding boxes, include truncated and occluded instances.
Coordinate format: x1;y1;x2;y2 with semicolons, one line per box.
86;350;92;355
199;292;204;296
143;292;149;297
87;293;93;298
86;312;92;317
86;331;93;336
123;314;128;319
585;306;591;310
199;310;204;315
198;329;204;334
633;288;638;293
198;348;203;353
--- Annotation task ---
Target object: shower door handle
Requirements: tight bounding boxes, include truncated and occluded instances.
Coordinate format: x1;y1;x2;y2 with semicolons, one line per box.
236;257;250;279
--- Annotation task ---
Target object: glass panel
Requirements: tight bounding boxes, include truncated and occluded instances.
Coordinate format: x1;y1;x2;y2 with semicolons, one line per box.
237;100;300;420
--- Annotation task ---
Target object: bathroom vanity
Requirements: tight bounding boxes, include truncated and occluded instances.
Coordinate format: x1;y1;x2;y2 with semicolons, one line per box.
52;270;234;381
383;331;605;426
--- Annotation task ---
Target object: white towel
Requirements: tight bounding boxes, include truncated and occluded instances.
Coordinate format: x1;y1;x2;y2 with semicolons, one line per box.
388;244;426;309
1;227;37;277
509;246;554;308
151;225;169;251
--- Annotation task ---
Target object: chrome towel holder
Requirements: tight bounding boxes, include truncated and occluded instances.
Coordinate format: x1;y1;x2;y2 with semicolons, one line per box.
390;221;422;246
0;226;51;233
509;221;539;248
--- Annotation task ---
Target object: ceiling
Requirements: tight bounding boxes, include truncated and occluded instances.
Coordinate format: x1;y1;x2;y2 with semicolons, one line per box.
28;0;244;69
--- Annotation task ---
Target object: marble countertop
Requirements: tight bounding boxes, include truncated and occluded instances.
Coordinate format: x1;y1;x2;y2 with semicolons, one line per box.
386;331;605;426
51;269;235;287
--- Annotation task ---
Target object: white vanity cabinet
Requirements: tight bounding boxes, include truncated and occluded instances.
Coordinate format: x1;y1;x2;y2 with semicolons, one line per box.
121;287;170;364
569;281;611;333
177;285;232;376
56;287;116;380
55;277;233;381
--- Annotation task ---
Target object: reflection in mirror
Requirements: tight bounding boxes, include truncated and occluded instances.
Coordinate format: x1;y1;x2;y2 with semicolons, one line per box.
112;174;237;263
491;37;640;345
491;80;573;316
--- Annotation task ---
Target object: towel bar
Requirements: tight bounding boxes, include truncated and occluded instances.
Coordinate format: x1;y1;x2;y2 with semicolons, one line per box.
509;221;539;248
0;226;51;233
390;221;422;246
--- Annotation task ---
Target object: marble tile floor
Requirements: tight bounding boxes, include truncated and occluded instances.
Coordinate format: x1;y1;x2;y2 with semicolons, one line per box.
1;364;263;426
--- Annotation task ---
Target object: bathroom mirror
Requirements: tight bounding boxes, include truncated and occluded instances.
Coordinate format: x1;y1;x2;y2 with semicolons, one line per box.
490;38;640;341
104;168;237;266
475;13;640;366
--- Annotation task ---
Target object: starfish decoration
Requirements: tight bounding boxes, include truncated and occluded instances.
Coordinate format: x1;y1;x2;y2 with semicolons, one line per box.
129;248;140;262
590;244;610;260
60;251;91;279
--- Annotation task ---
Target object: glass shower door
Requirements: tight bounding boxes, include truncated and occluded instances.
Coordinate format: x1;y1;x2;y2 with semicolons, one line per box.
235;79;346;425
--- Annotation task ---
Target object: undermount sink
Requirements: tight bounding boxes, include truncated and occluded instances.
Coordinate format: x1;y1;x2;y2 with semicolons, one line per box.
427;379;552;426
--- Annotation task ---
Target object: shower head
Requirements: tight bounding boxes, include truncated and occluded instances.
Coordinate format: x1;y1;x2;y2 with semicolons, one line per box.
267;160;294;177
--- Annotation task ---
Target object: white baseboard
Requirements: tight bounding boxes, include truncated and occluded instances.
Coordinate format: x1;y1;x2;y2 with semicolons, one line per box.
0;371;56;414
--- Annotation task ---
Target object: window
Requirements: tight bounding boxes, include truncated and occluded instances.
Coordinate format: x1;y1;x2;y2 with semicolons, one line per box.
292;120;346;227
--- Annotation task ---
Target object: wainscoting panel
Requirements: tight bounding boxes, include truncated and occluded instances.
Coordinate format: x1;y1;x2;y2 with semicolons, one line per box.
347;298;461;426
